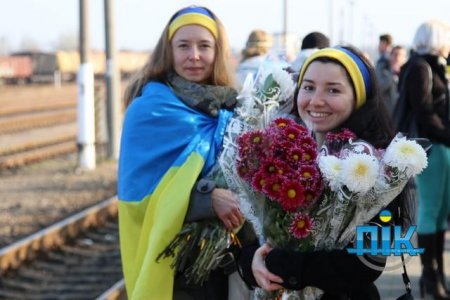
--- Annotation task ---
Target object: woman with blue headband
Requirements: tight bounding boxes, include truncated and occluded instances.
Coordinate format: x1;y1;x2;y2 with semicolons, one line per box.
237;46;416;299
118;6;245;300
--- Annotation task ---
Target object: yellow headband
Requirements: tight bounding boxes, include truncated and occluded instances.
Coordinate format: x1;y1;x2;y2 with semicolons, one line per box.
168;12;218;40
298;48;370;109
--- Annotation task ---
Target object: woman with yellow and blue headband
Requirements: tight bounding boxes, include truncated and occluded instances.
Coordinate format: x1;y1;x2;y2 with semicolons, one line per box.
118;6;245;300
238;46;416;300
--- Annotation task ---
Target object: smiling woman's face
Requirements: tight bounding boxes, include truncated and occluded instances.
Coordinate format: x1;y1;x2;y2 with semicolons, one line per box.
297;61;355;134
171;25;216;84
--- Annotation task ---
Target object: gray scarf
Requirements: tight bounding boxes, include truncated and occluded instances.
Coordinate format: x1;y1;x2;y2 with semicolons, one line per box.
166;72;238;117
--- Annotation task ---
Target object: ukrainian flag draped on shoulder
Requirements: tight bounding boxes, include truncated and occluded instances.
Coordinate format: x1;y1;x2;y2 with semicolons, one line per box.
118;82;232;300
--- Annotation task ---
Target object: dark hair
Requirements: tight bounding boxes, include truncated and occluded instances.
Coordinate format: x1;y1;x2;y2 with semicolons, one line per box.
293;45;414;229
301;32;330;50
293;45;394;147
379;34;393;46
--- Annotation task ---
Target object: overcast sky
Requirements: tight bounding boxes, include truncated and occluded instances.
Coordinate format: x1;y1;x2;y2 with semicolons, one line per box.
1;0;449;56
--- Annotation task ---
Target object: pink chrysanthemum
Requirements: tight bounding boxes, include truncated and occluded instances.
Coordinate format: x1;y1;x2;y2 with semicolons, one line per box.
272;117;296;129
299;165;321;183
236;160;252;181
287;148;303;166
237;130;266;157
284;126;304;141
260;159;290;177
262;176;285;201
292;123;309;134
278;180;306;211
301;146;318;163
302;188;321;207
251;171;268;192
298;136;317;148
289;213;314;239
325;128;357;143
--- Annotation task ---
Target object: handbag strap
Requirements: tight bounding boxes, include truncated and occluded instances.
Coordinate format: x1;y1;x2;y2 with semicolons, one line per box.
400;253;412;293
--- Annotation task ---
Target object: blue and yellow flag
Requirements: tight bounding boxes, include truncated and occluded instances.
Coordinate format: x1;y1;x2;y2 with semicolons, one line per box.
118;82;232;300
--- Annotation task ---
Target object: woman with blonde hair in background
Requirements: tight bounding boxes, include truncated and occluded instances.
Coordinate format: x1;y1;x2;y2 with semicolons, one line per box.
235;29;273;86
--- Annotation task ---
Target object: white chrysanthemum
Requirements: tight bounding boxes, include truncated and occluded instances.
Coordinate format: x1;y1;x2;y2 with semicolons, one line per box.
318;155;342;191
383;138;428;177
258;67;295;101
270;67;295;101
340;153;380;194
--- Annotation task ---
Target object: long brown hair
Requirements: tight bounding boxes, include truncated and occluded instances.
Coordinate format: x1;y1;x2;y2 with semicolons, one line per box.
123;6;235;107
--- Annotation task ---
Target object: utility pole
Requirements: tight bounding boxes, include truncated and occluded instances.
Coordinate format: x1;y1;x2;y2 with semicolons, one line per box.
329;0;334;45
104;0;121;160
77;0;96;170
283;0;288;51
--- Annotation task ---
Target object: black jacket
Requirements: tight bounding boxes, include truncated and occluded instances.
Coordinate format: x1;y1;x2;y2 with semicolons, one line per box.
398;54;450;146
238;242;384;300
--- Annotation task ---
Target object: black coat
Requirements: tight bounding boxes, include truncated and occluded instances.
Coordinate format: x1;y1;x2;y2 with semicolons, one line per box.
238;242;384;300
398;54;450;146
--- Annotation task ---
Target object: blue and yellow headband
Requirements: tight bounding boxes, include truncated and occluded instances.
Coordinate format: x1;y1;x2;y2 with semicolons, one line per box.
168;7;218;40
297;47;372;109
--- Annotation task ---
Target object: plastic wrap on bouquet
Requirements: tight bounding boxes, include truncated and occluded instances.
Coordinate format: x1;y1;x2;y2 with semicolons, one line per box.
219;66;296;241
312;134;428;251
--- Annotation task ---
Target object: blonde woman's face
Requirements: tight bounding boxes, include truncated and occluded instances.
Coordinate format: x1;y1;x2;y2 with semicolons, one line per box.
297;61;355;134
171;25;216;83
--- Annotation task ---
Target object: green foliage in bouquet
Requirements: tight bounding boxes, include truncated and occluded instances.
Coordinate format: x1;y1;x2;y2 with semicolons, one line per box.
156;219;239;285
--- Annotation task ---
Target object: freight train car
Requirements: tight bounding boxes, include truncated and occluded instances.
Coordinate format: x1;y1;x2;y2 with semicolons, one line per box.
12;52;58;83
0;56;33;84
4;50;148;84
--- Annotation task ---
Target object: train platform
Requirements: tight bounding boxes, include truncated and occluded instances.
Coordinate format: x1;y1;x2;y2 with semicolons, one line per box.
376;231;450;299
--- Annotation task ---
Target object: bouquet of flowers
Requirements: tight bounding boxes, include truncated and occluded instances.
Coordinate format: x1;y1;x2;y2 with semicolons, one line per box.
158;65;297;285
235;117;322;250
233;126;428;300
312;130;428;251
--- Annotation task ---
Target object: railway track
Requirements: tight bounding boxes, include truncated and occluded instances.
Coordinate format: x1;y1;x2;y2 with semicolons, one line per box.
0;95;107;170
0;123;78;170
0;108;77;135
0;197;126;300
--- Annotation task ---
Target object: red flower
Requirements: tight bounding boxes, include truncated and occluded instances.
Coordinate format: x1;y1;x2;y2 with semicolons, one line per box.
237;130;266;157
272;117;296;129
278;180;306;211
262;176;284;201
302;188;321;207
251;171;268;192
301;146;318;163
289;213;314;239
260;159;290;177
284;126;304;141
287;147;303;166
325;128;357;143
299;165;320;183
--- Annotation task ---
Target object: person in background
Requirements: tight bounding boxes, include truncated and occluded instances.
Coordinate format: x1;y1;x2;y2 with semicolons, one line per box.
238;46;416;299
118;6;243;299
290;31;330;72
375;34;395;114
376;34;393;70
377;44;408;116
397;20;450;300
235;29;273;86
391;45;408;77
